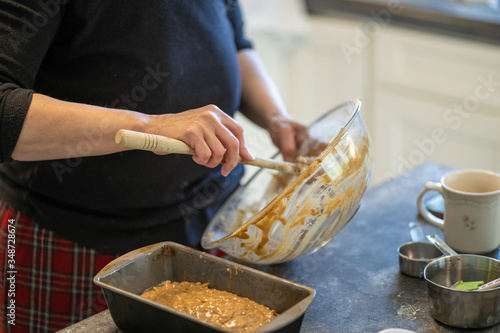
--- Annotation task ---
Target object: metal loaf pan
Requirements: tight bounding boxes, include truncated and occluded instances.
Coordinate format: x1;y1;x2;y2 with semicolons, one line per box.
93;242;315;333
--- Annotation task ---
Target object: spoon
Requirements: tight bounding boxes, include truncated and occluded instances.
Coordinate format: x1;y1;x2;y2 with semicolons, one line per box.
478;277;500;290
115;129;312;175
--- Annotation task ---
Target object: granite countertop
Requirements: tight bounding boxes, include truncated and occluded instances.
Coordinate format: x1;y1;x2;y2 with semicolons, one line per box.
58;163;500;332
305;0;500;45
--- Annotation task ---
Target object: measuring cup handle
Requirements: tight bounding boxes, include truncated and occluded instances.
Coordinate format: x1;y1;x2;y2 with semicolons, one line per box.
417;182;444;229
426;234;458;256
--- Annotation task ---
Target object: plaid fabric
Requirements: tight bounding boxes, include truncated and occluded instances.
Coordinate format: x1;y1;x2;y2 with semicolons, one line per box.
0;202;116;333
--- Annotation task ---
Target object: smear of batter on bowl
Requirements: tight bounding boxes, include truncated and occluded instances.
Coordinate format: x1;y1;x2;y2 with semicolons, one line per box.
203;104;373;264
215;133;370;263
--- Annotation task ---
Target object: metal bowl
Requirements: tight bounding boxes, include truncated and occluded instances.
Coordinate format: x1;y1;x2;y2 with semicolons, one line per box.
201;99;373;264
94;242;315;333
423;254;500;329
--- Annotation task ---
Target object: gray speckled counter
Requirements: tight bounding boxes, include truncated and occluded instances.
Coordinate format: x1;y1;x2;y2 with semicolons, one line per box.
59;163;500;333
58;310;122;333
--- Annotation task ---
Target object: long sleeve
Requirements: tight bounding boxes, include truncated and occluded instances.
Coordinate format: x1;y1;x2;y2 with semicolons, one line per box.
0;0;63;162
0;0;252;253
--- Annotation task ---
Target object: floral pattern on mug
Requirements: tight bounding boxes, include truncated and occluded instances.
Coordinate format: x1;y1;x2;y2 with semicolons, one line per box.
463;215;476;231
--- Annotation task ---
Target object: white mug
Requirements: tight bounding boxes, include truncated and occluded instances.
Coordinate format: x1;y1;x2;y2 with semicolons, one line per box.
417;169;500;254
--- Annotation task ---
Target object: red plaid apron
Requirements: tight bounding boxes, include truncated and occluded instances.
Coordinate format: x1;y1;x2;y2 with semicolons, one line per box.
0;202;116;333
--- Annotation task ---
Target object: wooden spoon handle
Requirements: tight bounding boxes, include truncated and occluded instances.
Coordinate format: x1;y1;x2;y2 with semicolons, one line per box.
115;129;302;174
116;129;195;154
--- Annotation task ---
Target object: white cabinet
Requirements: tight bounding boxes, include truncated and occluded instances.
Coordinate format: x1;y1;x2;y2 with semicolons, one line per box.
373;92;500;183
241;9;500;186
372;26;500;185
285;16;370;125
242;15;371;123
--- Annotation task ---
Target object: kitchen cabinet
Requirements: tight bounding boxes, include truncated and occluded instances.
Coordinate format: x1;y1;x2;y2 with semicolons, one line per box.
285;16;370;125
242;8;500;186
372;25;500;185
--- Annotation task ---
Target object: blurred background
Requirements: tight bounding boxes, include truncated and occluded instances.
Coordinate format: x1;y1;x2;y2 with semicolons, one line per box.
237;0;500;186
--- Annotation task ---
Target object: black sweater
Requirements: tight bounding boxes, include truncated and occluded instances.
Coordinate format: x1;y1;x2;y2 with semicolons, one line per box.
0;0;252;254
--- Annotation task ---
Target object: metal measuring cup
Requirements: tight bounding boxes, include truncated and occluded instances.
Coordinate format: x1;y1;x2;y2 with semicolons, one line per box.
424;235;500;328
398;222;443;278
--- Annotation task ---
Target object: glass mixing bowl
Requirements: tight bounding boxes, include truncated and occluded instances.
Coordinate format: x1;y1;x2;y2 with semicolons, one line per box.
201;99;373;264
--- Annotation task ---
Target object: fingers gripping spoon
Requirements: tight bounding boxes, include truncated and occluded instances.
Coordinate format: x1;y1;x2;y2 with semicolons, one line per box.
115;129;310;175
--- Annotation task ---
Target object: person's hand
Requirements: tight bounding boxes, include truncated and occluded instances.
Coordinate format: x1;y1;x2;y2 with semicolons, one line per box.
147;105;254;176
267;114;307;162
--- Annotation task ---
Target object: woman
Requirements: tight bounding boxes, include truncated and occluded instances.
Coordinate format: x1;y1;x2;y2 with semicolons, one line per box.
0;0;305;331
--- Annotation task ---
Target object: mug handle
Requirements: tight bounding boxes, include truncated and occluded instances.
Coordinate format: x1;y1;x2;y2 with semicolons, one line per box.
417;182;444;229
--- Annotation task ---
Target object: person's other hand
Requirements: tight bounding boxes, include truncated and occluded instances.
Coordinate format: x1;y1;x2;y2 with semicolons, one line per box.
147;105;254;176
267;115;307;162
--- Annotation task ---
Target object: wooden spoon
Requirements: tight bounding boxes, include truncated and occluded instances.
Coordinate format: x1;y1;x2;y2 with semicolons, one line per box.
115;129;309;174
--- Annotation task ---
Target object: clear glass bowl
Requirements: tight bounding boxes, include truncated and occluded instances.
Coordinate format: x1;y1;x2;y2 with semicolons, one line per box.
201;99;373;264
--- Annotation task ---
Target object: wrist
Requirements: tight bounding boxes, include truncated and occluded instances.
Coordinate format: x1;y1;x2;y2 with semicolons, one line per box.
266;112;292;132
